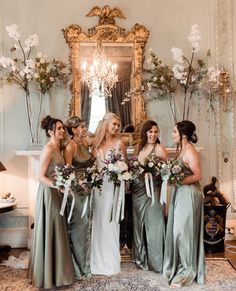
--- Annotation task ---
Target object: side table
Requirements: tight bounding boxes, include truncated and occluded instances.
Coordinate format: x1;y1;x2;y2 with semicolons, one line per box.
0;201;17;252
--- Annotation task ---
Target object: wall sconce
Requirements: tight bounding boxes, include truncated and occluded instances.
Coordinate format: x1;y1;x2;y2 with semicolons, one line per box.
222;151;229;163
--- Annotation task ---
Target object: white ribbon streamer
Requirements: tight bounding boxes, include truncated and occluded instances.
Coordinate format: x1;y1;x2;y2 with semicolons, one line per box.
67;190;75;223
160;175;168;205
81;195;89;218
111;180;125;224
81;186;97;218
59;179;75;223
144;172;155;206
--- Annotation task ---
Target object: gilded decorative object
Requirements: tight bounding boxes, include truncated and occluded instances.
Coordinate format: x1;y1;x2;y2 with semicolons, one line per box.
218;69;231;112
86;5;126;25
63;5;149;128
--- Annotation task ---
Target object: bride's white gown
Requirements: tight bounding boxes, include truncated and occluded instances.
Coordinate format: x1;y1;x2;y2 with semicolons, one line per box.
90;144;120;275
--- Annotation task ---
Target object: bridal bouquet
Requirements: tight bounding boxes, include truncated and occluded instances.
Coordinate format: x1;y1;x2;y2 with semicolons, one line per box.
102;148;132;186
128;156;144;181
81;164;103;193
53;164;76;222
160;159;185;184
53;164;76;189
142;153;163;178
102;148;131;223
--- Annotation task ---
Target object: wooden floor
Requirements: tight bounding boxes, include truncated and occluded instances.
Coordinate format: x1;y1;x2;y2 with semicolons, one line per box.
0;241;236;269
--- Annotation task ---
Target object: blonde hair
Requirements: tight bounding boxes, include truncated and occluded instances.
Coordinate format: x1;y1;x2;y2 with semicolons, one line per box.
94;112;120;151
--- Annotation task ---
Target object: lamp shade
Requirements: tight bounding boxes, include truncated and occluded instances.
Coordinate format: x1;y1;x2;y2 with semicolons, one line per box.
0;161;6;172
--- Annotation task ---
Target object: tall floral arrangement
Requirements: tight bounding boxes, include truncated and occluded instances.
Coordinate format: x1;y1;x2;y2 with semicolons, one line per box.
144;49;178;123
123;25;232;122
171;25;223;120
0;24;71;145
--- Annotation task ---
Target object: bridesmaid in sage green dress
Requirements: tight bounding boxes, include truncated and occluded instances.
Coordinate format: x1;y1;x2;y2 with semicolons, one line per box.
131;120;167;273
28;115;75;289
163;120;205;288
64;116;94;279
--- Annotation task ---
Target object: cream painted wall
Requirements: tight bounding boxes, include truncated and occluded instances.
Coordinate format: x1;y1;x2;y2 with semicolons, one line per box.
0;0;235;246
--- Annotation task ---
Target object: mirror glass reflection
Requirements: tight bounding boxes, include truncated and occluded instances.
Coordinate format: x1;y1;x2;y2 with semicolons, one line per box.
80;43;133;133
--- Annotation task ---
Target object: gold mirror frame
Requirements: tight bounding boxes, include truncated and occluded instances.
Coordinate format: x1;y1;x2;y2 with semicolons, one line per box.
63;5;149;129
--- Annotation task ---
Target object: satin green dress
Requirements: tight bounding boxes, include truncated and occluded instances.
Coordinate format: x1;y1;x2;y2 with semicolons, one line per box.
163;159;205;286
28;148;75;289
67;143;94;279
132;152;165;273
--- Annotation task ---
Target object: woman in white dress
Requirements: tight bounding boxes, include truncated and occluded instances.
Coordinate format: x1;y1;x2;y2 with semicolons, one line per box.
90;112;126;275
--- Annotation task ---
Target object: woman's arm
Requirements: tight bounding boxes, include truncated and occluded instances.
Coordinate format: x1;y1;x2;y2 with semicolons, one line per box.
120;140;127;159
64;141;75;166
38;145;55;188
182;146;202;184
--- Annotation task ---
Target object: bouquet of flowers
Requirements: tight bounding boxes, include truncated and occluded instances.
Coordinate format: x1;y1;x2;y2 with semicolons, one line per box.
53;164;76;189
128;156;144;181
142;153;163;178
102;148;132;186
81;164;103;193
53;164;77;222
160;159;185;184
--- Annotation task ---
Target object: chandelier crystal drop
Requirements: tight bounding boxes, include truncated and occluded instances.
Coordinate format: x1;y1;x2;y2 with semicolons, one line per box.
81;44;118;98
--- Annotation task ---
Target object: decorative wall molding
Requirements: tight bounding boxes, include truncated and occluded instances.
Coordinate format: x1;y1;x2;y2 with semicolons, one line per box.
215;0;236;210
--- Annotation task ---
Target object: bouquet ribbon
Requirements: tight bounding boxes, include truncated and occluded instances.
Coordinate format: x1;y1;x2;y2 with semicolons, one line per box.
81;187;95;218
111;180;125;224
59;180;75;223
144;172;155;206
160;175;169;205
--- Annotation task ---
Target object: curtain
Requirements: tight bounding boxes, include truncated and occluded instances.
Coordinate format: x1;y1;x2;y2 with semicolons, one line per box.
81;84;91;126
107;78;131;130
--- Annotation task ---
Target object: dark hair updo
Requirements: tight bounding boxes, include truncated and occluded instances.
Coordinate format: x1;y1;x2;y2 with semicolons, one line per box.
176;120;198;144
41;115;63;137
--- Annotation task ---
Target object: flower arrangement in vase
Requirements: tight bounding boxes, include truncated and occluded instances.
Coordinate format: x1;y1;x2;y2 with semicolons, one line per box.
0;23;71;147
123;25;232;122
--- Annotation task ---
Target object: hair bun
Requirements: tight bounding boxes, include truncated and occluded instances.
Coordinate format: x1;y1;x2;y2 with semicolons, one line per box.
190;132;198;143
41;115;52;130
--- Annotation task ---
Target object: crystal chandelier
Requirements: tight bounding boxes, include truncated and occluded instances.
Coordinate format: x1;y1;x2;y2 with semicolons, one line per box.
81;44;118;98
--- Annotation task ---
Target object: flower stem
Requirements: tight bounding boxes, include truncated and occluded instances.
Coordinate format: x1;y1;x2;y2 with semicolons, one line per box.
25;91;34;143
183;52;194;120
35;92;43;143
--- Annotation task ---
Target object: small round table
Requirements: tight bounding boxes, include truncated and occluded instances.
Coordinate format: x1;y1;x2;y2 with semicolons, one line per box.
0;201;17;252
0;201;17;213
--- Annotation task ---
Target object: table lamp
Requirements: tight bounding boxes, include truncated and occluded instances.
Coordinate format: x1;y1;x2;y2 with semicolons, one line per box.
0;161;6;172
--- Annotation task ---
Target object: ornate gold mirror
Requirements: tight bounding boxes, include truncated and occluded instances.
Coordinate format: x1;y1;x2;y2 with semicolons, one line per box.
63;5;149;133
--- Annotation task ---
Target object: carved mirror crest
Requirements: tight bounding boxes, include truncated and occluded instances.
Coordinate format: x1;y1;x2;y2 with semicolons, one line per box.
63;5;149;132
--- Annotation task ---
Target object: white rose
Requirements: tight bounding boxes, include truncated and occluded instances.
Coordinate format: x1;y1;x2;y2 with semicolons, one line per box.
123;171;132;181
148;161;154;168
108;163;115;172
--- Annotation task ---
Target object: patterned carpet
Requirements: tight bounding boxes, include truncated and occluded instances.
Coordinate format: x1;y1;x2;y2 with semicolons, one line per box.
0;258;236;291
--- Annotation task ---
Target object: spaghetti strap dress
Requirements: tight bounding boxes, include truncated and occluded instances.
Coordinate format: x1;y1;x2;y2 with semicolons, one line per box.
163;158;205;286
67;143;94;279
90;141;121;275
131;148;165;272
27;149;75;289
